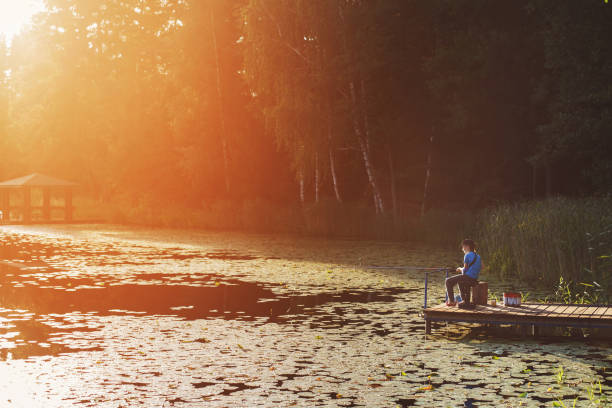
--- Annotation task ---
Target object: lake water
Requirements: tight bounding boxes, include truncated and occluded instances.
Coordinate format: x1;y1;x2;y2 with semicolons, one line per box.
0;225;609;407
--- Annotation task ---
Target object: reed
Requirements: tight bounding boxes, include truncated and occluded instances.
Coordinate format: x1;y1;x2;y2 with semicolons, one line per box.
476;197;612;293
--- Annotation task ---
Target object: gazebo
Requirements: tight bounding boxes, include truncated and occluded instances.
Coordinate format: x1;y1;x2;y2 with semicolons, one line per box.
0;173;76;224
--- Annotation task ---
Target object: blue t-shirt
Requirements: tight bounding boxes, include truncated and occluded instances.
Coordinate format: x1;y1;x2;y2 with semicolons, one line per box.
464;251;481;279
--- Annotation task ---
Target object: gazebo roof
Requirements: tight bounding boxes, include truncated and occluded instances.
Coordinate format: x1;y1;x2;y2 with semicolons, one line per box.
0;173;76;188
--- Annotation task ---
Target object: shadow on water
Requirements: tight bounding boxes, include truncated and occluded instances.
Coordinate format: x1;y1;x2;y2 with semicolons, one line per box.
0;255;415;359
0;273;412;320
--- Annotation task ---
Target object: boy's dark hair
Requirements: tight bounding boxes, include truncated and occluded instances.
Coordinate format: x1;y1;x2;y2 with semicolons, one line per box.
461;239;476;251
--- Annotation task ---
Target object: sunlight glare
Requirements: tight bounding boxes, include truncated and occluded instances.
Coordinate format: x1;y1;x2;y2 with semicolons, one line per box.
0;0;45;45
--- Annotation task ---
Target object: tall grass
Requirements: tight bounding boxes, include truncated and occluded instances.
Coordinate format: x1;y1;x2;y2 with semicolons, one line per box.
476;197;612;294
88;196;471;244
76;193;610;297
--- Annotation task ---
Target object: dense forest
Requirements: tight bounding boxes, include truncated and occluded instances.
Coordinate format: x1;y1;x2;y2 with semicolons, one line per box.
0;0;610;227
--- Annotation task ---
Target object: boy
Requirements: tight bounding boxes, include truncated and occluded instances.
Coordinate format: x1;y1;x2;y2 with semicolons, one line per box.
445;239;481;309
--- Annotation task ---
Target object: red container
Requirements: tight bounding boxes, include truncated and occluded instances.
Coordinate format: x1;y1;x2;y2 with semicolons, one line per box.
503;292;522;307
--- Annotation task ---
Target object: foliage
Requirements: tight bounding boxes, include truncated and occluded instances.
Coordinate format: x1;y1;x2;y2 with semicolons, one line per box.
547;276;608;305
0;0;610;232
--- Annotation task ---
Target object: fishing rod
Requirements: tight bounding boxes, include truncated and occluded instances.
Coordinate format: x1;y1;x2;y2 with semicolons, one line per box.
362;265;453;271
361;265;454;308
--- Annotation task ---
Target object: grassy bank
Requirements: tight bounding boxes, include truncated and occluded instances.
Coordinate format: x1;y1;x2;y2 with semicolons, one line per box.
76;195;610;295
76;196;470;244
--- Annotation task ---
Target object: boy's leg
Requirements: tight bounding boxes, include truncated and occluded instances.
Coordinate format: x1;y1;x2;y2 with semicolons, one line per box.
458;276;478;304
445;274;462;302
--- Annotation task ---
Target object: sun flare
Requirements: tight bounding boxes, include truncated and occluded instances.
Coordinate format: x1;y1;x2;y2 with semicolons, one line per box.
0;0;45;44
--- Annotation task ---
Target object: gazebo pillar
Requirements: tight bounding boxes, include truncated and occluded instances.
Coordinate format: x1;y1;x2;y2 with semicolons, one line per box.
0;190;8;223
23;186;31;224
65;187;73;222
43;187;51;222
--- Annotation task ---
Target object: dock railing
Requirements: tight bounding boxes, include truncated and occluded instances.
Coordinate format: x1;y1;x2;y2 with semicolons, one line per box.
363;265;453;309
423;268;453;309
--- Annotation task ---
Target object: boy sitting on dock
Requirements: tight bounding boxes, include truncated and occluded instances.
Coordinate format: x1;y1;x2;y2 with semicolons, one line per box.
445;239;481;309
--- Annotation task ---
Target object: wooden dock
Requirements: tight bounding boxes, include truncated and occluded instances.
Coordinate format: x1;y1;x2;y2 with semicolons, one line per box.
423;303;612;334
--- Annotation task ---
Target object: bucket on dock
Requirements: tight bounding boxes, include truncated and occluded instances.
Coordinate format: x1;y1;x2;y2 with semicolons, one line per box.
503;292;521;307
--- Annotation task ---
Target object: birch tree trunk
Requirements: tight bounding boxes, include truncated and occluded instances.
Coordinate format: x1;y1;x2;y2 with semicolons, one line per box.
322;45;341;204
210;5;230;194
421;135;434;217
348;80;383;214
338;2;384;214
326;108;342;203
359;79;384;214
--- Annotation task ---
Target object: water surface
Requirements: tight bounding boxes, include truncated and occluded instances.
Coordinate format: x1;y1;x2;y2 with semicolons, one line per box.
0;225;609;407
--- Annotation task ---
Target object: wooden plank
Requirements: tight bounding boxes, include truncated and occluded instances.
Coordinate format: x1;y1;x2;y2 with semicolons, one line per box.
522;303;544;315
543;304;560;315
523;303;549;316
534;304;555;317
571;305;586;317
549;304;569;316
558;305;582;317
422;303;612;329
594;307;611;319
514;304;545;316
536;304;557;316
503;304;538;316
575;305;597;317
591;306;608;317
582;305;603;318
576;305;599;318
544;304;563;316
424;311;612;328
592;306;607;316
479;305;499;314
553;304;583;317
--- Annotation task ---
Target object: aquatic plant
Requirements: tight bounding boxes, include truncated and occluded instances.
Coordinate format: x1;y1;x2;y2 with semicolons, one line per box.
552;367;609;408
547;276;606;305
585;380;609;407
552;398;578;408
477;197;612;293
555;366;565;385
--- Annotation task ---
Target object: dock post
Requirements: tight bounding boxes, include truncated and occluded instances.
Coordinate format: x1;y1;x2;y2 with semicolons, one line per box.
445;269;449;301
425;319;431;335
423;271;428;309
531;324;538;337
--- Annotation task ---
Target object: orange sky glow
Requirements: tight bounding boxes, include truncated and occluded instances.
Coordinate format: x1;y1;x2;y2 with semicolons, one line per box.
0;0;45;45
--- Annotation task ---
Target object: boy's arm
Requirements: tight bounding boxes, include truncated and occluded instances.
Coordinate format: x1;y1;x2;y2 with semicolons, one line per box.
458;253;468;274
